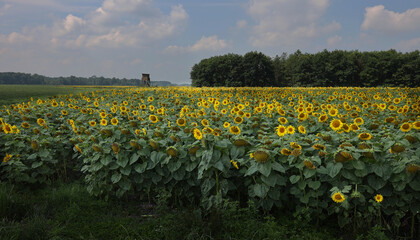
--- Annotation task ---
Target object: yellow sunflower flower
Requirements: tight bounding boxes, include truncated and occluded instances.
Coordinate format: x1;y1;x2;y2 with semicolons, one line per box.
332;192;345;203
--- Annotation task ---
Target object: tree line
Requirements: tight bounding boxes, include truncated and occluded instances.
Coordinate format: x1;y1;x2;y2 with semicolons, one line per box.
190;50;420;87
0;73;177;86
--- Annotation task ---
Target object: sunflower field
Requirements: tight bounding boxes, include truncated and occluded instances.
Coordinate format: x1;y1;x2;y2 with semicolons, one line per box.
1;86;420;230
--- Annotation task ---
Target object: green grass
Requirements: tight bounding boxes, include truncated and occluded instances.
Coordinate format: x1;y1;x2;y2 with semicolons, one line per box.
0;181;353;240
0;85;127;106
0;181;394;240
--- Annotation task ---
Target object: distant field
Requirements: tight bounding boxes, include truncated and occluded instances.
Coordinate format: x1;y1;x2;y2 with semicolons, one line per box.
0;85;126;105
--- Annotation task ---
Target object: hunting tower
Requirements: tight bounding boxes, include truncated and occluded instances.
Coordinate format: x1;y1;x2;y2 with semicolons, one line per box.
141;73;150;87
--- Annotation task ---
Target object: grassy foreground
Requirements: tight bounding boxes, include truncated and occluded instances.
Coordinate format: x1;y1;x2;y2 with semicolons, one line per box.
0;181;390;240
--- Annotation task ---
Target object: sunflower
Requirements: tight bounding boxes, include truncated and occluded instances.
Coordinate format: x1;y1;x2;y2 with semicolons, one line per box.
193;128;203;140
329;119;342;131
374;194;383;203
298;112;308;121
112;142;120;154
298;125;306;134
111;118;118;125
75;144;82;153
229;126;241;135
278;117;288;124
3;124;13;134
201;119;209;126
149;115;158;123
328;108;338;117
37;118;46;127
318;114;328;122
358;132;372;140
61;110;68;115
276;125;287;137
332;192;345;203
281;148;292;156
230;160;239;169
312;144;326;150
234;116;243;124
21;122;30;129
287;125;295;135
223;122;230;128
354;117;364;125
3;153;12;163
100;112;107;118
100;119;108;126
413;121;420;130
176;118;186;127
400;122;412;132
303;160;315;169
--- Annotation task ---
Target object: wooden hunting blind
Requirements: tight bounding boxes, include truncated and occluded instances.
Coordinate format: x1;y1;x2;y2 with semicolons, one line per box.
141;73;150;86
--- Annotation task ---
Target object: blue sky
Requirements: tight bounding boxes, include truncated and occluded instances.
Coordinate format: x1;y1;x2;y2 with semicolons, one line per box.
1;0;419;84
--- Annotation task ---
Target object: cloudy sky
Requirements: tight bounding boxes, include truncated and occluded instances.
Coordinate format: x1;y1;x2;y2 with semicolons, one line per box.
1;0;419;84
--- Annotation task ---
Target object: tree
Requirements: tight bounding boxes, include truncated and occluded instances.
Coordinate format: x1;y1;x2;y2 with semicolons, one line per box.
242;51;275;87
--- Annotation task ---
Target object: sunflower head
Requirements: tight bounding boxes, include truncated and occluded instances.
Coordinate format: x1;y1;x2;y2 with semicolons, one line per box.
31;140;39;151
330;119;343;131
374;194;383;203
332;192;345;203
176;118;186;127
193;128;203;140
400;122;412;132
281;148;292;156
391;144;405;153
229;126;241;135
406;164;419;174
358;132;372;141
92;144;103;152
129;140;142;150
303;160;315;169
111;143;120;154
189;146;199;155
233;138;250;147
276;125;287;137
334;151;353;163
166;146;178;157
253;150;270;163
149;139;159;150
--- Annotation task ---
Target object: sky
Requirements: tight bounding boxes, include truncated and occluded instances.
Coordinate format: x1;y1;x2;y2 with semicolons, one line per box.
0;0;420;85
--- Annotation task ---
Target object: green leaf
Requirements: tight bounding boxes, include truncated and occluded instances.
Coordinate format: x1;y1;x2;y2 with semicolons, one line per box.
303;168;316;178
31;161;43;168
130;153;139;165
134;162;147;173
100;155;112;166
116;155;129;168
253;183;269;198
258;162;272;177
28;153;37;160
308;181;321;190
367;175;386;190
201;178;215;195
272;161;286;173
351;160;365;170
120;166;131;176
289;175;300;184
261;173;277;187
408;179;420;191
328;162;343;178
245;163;258;176
111;172;122;183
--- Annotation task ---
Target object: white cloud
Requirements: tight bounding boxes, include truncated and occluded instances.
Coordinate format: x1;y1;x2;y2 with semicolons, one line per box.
395;37;420;52
327;35;342;46
361;5;420;34
246;0;340;47
164;35;228;53
0;3;11;16
236;20;247;29
0;32;33;44
2;0;188;48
